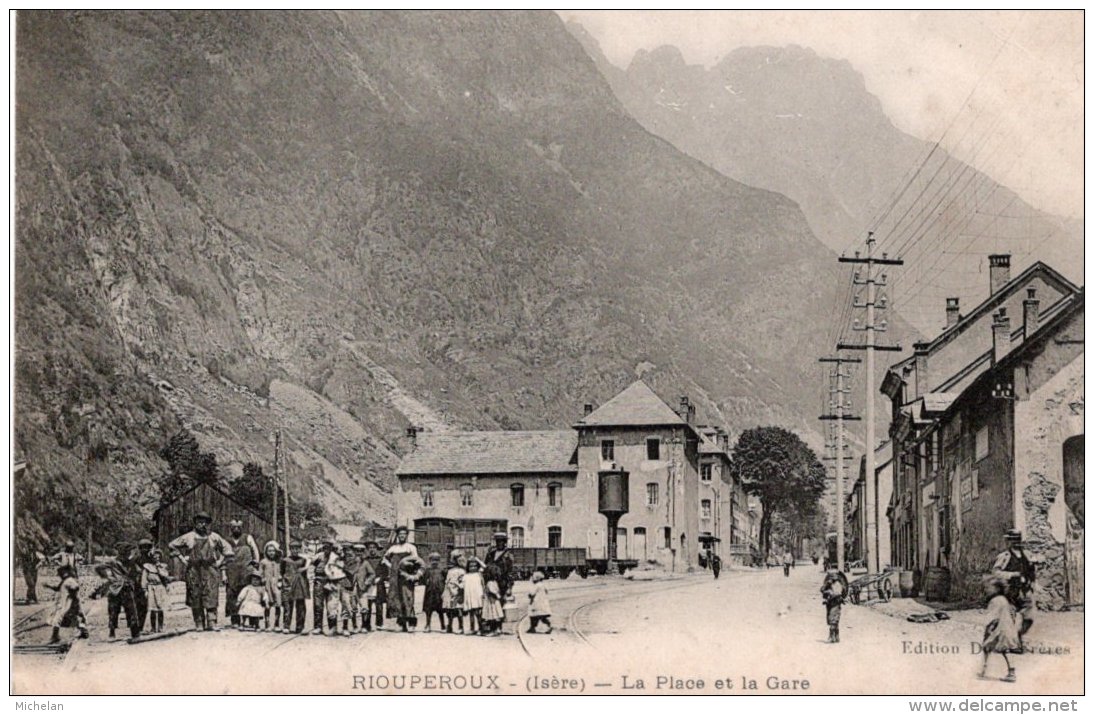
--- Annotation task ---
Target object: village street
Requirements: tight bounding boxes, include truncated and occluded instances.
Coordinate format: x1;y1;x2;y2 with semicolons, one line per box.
12;564;1082;695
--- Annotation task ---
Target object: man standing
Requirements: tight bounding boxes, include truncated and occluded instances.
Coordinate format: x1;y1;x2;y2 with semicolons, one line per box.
94;544;142;640
364;540;387;630
783;549;794;577
169;512;234;631
310;538;337;635
128;538;155;633
383;526;424;632
224;519;260;628
485;532;514;601
18;540;44;603
993;529;1036;645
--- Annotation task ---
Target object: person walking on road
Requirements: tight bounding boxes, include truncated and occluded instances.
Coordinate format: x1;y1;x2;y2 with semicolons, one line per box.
45;564;88;644
992;529;1036;648
821;566;849;643
783;549;794;577
168;512;234;631
979;576;1020;682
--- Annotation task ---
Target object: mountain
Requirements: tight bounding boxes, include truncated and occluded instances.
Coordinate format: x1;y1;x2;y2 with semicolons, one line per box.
16;10;853;545
565;22;1083;336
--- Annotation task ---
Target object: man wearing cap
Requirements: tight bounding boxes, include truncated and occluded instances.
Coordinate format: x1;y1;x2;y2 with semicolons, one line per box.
485;532;514;601
224;518;260;628
363;540;387;630
383;526;424;632
310;538;338;635
993;529;1037;645
127;538;156;632
169;512;234;631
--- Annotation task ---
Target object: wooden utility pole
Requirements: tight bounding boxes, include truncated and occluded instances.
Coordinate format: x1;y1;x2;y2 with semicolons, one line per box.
820;356;861;572
272;430;280;545
838;232;902;573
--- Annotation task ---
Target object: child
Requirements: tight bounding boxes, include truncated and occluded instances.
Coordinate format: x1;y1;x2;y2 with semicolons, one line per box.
337;547;358;636
422;552;447;633
820;567;849;643
46;565;88;644
462;557;485;635
93;545;140;640
281;542;309;634
352;544;376;633
526;570;553;634
236;571;267;630
443;553;466;634
323;552;349;637
363;541;387;631
141;550;171;634
259;541;283;632
980;576;1020;682
481;566;505;637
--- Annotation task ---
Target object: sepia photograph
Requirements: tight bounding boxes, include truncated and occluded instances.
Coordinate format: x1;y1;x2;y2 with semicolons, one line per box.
8;9;1085;700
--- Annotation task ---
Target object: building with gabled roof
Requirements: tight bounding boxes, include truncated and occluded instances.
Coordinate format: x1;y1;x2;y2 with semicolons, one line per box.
882;255;1084;608
396;379;716;571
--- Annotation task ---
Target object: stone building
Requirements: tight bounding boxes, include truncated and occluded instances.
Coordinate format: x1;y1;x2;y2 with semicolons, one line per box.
698;426;751;566
882;256;1083;607
396;380;741;572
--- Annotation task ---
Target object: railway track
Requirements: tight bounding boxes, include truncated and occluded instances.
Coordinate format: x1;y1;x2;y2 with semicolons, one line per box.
516;574;714;658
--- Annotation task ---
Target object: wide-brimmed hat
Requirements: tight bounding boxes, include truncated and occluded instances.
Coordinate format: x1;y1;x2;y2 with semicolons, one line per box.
193;512;212;523
264;540;281;555
138;538;153;547
364;540;380;548
352;542;367;551
493;532;508;540
1005;529;1023;543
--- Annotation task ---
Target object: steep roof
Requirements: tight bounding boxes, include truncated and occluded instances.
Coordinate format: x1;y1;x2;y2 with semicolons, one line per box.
574;380;686;428
396;430;577;477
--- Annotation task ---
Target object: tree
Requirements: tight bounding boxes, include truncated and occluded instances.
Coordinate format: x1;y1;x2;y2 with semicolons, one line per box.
732;426;826;559
157;429;222;505
228;462;283;514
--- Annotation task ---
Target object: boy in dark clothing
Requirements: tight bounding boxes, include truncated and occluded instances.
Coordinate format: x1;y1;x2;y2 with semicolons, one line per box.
281;543;309;634
94;545;141;640
352;545;376;633
821;568;849;643
422;552;447;633
364;541;387;630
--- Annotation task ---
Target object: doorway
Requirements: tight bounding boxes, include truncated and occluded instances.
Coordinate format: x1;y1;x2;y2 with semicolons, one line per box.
633;527;647;562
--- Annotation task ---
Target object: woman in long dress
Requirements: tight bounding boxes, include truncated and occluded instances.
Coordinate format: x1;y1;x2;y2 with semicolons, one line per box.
383;526;424;632
980;576;1021;682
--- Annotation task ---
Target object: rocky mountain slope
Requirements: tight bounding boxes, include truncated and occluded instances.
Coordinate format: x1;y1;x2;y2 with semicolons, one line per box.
17;11;851;543
566;22;1083;335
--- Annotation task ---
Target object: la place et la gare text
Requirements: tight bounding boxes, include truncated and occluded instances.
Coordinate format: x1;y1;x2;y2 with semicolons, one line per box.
351;674;810;692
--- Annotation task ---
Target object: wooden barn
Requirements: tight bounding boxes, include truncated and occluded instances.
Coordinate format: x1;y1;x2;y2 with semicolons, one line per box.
152;482;285;554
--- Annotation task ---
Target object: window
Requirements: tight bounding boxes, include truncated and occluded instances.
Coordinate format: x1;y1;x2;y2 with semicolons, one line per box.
701;499;712;519
646;482;659;506
548;526;562;548
510;526;525;548
459;483;473;507
701;464;712;482
510;483;525;507
601;440;615;462
663;526;672;549
421;484;434;508
647;437;661;460
547;482;562;507
975;425;990;462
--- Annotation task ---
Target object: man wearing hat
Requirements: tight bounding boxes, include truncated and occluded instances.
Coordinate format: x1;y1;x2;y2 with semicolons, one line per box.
224;518;260;627
310;538;338;635
485;531;514;601
169;511;234;631
993;529;1037;644
127;538;156;632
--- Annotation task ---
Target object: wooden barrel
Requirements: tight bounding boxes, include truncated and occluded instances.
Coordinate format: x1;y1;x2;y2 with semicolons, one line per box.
924;566;951;601
899;570;915;597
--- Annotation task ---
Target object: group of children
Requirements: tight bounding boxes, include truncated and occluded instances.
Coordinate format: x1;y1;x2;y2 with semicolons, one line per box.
42;537;555;644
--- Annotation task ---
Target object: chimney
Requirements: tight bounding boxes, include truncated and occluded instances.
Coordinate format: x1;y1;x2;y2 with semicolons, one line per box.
945;297;960;329
988;254;1011;295
406;426;418;448
687;404;696;425
992;308;1011;363
913;342;930;399
678;396;689;420
1023;288;1040;338
583;403;594;416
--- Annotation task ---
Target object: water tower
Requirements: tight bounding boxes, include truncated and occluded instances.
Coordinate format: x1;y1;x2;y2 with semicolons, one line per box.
598;465;629;572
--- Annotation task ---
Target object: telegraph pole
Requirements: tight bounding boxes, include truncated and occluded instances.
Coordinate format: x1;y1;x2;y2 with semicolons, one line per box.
272;430;281;546
820;356;861;572
838;232;902;573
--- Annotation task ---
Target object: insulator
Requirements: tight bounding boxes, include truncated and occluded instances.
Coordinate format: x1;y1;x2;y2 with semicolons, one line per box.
878;273;888;285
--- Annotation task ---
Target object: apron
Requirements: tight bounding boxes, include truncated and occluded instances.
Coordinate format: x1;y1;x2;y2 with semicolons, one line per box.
185;535;221;610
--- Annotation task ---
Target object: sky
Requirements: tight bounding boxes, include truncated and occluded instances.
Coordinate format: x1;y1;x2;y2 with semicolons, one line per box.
557;11;1084;221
